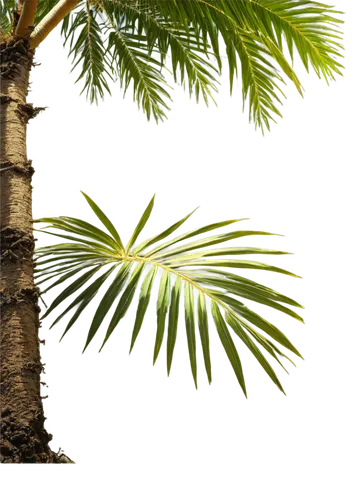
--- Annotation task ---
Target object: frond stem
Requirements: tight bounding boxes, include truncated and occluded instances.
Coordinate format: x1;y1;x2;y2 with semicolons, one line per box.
15;0;38;36
30;0;80;49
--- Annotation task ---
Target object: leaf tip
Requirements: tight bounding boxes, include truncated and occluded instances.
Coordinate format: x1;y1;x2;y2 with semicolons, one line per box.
80;346;88;356
149;191;159;201
295;273;305;283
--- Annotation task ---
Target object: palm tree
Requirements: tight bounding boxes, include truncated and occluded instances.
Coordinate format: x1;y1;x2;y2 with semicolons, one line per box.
0;0;343;463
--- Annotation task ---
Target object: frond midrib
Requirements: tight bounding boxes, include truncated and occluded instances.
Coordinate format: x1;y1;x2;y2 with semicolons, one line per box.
86;1;95;79
124;254;263;337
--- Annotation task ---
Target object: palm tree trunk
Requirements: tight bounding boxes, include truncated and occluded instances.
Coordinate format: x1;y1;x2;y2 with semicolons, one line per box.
0;38;71;463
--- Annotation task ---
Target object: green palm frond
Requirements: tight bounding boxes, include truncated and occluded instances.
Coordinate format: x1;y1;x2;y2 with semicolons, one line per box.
62;1;113;103
34;193;304;395
0;0;347;136
88;0;219;119
101;0;172;121
225;29;290;130
134;0;343;127
249;0;344;81
107;0;220;106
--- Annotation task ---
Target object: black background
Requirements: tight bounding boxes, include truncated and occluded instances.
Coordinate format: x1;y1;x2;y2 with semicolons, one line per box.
8;12;352;476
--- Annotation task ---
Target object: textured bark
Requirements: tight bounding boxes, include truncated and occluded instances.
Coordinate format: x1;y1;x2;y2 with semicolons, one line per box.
0;38;72;463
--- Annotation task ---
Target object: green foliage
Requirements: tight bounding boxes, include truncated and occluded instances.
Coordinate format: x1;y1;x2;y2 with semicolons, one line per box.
0;0;346;136
34;194;304;395
0;0;15;37
34;0;60;24
63;2;113;103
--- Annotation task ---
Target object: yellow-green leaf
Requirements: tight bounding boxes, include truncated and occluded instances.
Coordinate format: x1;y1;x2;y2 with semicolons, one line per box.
81;192;124;252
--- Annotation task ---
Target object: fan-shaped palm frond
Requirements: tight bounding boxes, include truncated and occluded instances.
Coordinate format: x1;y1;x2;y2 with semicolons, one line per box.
34;193;304;395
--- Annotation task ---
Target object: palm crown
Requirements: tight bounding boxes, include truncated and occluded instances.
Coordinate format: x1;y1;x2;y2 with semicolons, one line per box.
1;0;343;130
35;193;304;395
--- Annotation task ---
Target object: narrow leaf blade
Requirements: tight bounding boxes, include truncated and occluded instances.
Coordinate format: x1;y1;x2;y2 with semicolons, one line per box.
211;301;247;396
51;264;118;330
129;266;157;352
146;217;247;257
184;282;197;388
153;270;171;364
126;195;155;252
135;207;199;255
197;292;212;384
100;263;146;350
83;262;132;351
81;192;124;251
167;276;181;375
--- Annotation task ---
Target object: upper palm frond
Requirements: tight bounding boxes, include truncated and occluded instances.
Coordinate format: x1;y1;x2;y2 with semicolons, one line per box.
101;0;172;121
225;28;289;130
137;0;346;135
0;0;347;135
34;193;304;395
62;1;113;103
249;0;344;81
